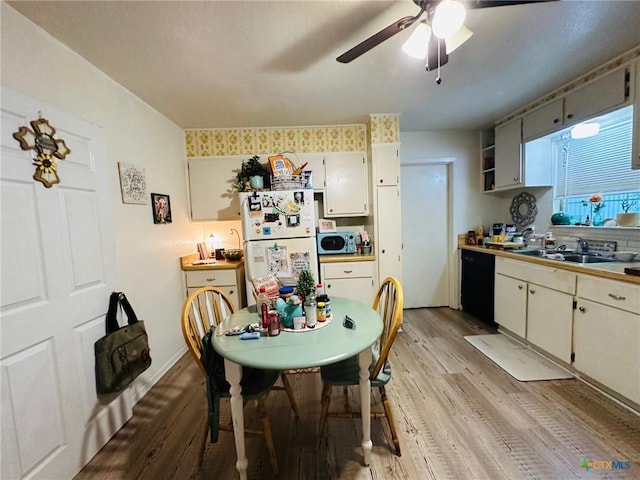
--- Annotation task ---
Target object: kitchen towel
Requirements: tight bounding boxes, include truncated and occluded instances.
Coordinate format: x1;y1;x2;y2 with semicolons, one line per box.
464;334;573;382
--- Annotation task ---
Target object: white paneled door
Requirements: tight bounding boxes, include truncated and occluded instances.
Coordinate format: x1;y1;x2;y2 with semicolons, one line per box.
400;162;449;308
1;88;127;479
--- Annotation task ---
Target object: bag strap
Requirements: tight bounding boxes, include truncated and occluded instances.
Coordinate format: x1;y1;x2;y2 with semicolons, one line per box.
105;291;139;334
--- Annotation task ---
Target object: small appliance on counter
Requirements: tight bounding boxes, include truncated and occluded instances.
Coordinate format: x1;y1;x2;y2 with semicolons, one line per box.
317;231;357;255
491;223;506;243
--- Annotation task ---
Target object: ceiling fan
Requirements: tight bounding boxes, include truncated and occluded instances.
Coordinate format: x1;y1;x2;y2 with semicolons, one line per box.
337;0;558;83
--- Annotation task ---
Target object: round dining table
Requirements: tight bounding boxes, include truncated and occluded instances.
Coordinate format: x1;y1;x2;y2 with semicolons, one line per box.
212;296;383;480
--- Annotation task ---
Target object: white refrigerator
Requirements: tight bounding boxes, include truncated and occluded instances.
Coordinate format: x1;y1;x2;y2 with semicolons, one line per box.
239;190;319;305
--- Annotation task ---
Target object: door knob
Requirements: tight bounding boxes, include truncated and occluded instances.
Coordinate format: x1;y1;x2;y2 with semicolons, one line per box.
578;306;586;313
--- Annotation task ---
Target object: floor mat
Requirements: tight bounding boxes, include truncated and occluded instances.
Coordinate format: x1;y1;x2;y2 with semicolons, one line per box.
464;334;573;381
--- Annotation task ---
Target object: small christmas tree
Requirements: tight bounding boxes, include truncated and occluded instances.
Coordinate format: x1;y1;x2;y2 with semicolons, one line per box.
296;269;316;300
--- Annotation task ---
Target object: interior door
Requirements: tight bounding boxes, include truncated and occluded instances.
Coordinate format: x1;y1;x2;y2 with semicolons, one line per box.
400;163;449;308
1;88;125;479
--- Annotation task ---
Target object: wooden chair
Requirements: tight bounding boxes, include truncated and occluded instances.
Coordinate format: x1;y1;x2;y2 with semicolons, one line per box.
181;286;282;471
316;277;404;456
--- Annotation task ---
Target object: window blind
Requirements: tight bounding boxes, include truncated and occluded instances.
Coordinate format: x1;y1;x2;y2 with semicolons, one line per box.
555;106;639;199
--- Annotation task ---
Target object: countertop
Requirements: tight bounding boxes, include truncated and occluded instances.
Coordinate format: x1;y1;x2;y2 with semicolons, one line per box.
180;252;244;271
460;245;640;285
318;253;376;263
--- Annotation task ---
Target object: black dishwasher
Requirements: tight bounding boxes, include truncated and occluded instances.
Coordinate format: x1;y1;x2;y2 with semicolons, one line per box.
461;249;496;326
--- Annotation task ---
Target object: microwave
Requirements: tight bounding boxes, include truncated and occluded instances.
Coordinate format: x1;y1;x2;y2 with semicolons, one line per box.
317;231;357;255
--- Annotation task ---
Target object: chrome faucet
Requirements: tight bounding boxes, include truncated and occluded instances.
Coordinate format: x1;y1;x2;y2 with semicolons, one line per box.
576;237;589;253
230;228;241;250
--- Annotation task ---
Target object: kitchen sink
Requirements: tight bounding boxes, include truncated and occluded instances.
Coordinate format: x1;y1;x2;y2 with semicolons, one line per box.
561;254;618;264
513;249;546;257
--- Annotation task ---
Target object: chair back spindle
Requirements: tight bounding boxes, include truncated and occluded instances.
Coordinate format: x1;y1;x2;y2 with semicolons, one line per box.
181;286;236;375
370;277;403;380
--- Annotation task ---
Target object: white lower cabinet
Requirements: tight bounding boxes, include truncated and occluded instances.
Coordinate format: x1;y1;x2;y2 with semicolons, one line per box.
574;275;640;404
321;261;377;306
526;284;574;363
375;185;402;285
494;274;527;337
494;257;575;363
185;265;246;309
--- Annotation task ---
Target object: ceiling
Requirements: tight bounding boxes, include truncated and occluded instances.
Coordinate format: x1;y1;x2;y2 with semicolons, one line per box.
8;1;640;132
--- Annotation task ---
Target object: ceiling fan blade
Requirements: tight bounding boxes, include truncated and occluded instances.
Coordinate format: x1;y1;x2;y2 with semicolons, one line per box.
337;15;419;63
465;0;558;8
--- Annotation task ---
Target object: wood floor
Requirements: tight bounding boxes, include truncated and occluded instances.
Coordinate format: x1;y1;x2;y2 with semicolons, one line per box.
76;308;640;480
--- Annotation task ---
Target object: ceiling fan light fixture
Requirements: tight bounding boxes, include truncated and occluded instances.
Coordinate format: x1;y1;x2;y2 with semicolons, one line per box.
402;21;431;59
570;122;600;139
432;0;466;39
445;25;473;54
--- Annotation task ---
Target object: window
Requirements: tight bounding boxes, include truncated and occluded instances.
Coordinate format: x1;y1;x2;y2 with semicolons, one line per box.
553;105;640;224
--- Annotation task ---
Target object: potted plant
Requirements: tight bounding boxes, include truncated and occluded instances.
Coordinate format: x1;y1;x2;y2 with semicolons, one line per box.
616;197;639;227
234;155;268;191
296;268;316;301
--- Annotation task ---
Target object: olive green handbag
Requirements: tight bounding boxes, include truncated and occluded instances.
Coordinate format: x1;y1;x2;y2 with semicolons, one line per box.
95;292;151;394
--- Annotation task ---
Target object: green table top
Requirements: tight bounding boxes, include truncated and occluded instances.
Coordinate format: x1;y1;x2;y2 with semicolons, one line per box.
211;297;383;370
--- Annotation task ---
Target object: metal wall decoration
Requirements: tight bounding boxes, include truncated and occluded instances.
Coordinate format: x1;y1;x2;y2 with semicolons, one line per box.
13;116;71;188
510;192;538;226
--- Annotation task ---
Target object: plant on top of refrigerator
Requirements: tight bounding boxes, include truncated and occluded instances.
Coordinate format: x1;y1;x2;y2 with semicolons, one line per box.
296;268;316;300
234;155;268;192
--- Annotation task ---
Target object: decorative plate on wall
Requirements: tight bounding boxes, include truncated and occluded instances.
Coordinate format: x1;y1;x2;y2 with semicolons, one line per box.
510;192;538;226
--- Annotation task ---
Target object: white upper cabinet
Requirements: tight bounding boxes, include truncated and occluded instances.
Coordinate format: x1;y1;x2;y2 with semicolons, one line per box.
522;66;631;142
324;152;369;217
522;99;564;141
371;143;400;186
564;67;630;126
188;157;241;221
494;118;523;189
298;152;326;191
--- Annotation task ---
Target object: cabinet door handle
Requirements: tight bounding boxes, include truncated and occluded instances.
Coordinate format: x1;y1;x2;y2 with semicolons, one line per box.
553;118;559;124
566;113;574;120
513;176;519;181
343;270;353;274
379;179;383;183
206;278;215;282
327;284;332;289
529;288;535;294
518;285;524;290
382;249;385;253
578;306;586;313
329;208;333;213
229;290;234;295
608;293;626;301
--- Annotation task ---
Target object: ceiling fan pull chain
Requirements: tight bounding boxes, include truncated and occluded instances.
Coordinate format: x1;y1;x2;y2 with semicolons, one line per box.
436;38;442;85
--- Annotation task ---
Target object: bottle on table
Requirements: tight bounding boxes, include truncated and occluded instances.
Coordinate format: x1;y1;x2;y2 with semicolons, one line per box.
304;294;317;328
317;301;327;322
257;286;270;330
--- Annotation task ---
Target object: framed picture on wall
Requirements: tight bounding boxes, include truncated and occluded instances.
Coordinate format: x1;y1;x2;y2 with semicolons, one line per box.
151;193;172;224
118;162;147;204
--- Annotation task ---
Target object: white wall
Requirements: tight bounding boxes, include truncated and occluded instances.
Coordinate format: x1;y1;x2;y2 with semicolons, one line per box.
400;130;504;236
1;4;200;400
